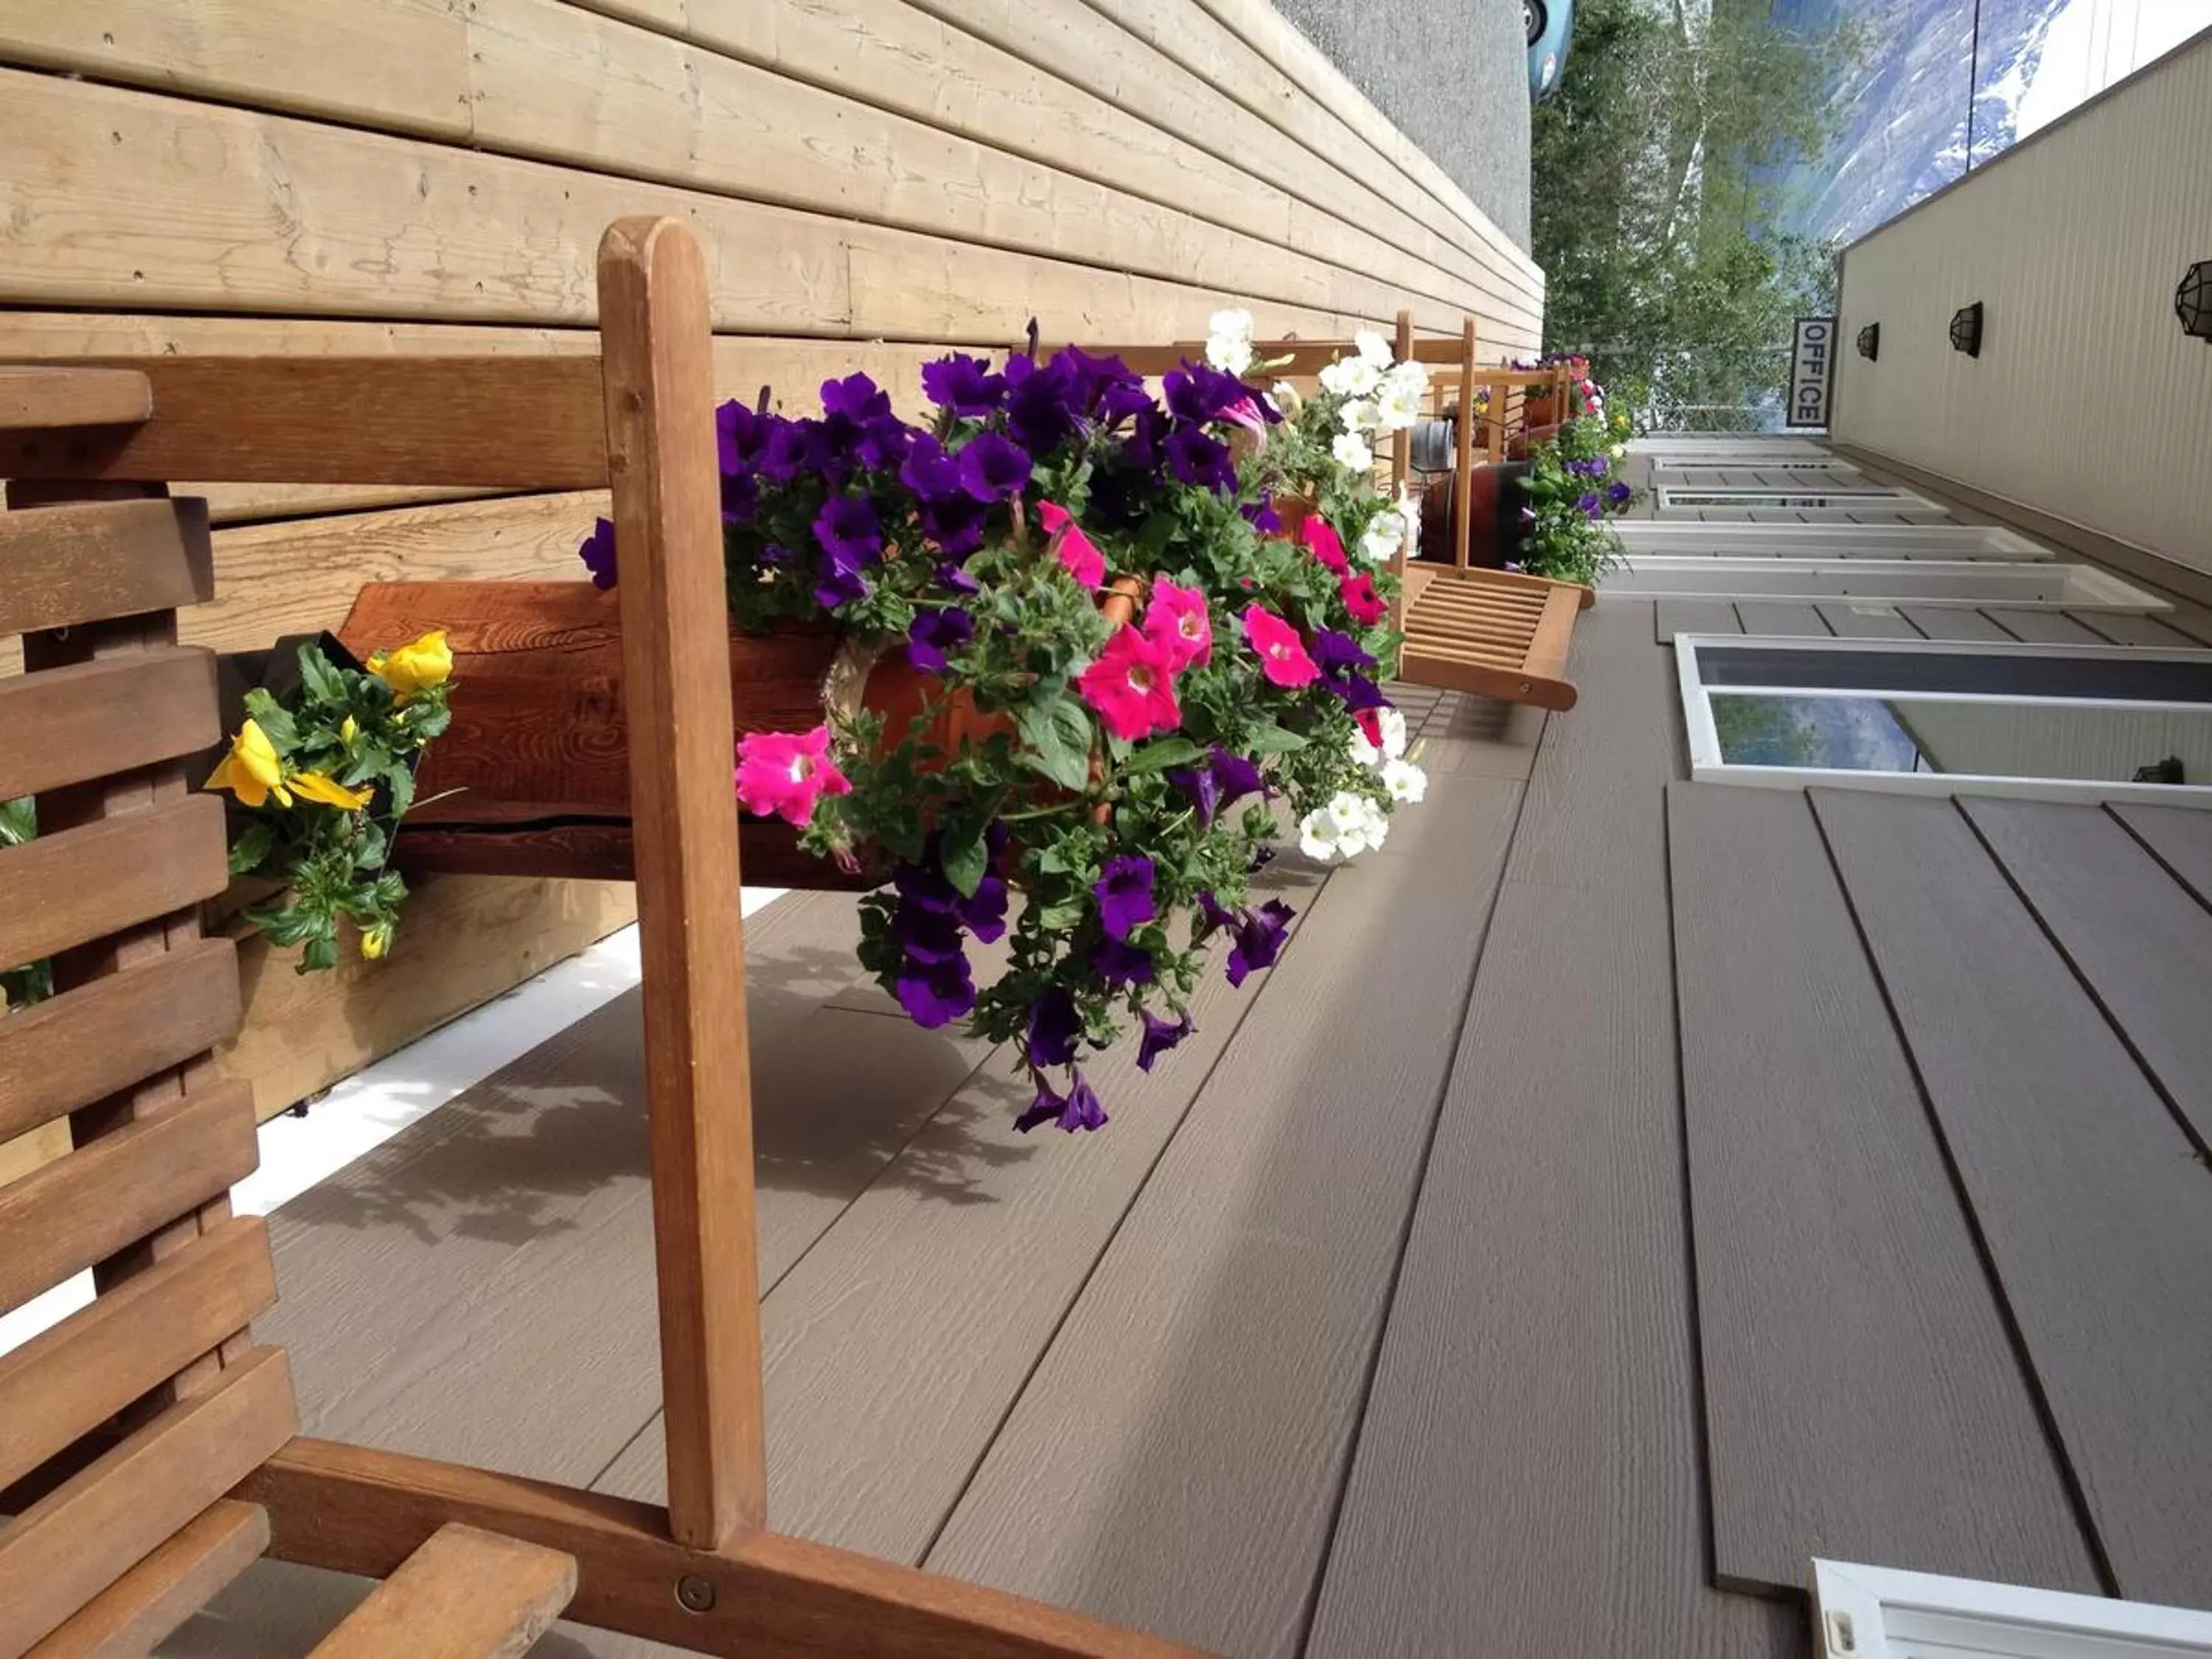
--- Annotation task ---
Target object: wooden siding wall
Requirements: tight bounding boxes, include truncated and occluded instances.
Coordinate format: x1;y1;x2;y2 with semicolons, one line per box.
1832;27;2212;577
0;0;1541;1121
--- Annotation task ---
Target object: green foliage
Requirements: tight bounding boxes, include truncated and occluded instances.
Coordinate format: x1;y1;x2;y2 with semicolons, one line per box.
1514;413;1638;584
1531;0;1862;425
1;798;51;1010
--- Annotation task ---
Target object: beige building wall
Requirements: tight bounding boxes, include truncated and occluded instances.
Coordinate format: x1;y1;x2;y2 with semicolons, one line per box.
1832;27;2212;578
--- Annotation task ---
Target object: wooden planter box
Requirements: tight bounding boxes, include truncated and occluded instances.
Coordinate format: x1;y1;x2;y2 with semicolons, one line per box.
338;582;869;889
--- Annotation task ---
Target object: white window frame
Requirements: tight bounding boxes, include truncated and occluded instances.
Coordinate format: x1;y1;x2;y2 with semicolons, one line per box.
1616;521;2052;559
1653;460;1866;482
1657;484;1942;512
1677;634;2212;808
1608;557;2166;611
1813;1560;2212;1658
1631;437;1832;461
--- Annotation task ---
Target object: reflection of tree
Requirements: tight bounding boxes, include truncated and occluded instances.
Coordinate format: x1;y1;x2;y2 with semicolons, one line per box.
1711;693;1826;766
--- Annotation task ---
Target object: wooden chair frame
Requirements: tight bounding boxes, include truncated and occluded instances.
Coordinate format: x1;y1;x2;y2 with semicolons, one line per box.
1;219;1203;1657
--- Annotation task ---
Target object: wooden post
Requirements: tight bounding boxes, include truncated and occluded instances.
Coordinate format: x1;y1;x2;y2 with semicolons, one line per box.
1453;317;1477;571
596;217;767;1548
1389;310;1414;630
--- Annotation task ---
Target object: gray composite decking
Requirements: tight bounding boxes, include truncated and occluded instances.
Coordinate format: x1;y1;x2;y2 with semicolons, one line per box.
170;591;2212;1658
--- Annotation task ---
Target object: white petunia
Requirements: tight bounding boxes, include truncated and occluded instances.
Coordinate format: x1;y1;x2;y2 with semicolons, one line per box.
1354;329;1393;366
1332;431;1374;473
1349;727;1382;769
1610;442;1627;460
1357;794;1391;851
1375;705;1408;759
1318;355;1382;399
1360;509;1404;566
1397;485;1422;560
1374;376;1425;431
1380;757;1427;804
1298;791;1377;861
1205;308;1255;375
1382;358;1430;399
1340;397;1382;433
1271;380;1303;415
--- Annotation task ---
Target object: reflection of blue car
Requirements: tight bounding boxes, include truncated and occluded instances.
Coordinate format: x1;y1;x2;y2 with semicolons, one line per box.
1526;0;1573;100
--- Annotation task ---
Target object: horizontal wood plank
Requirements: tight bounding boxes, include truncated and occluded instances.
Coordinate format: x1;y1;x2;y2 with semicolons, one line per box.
0;366;150;430
0;1080;259;1317
0;796;229;976
24;1499;269;1659
1815;787;2212;1606
0;1216;276;1492
0;1348;296;1659
0;498;212;638
1984;606;2107;644
0;647;218;803
2112;802;2212;905
1669;782;2096;1594
307;1523;575;1659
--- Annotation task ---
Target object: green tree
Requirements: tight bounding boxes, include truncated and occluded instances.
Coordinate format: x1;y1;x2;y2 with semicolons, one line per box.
1531;0;1861;428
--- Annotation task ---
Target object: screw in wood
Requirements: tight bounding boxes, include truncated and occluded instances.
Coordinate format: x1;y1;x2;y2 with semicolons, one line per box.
675;1574;717;1614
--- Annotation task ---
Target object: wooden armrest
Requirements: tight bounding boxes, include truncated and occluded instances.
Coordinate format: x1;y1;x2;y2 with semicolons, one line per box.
308;1523;576;1659
0;367;153;431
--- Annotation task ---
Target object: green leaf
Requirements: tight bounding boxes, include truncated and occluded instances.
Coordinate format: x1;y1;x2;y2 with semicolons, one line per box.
226;818;276;875
0;796;35;847
382;759;417;820
296;643;346;706
1246;723;1308;755
1015;698;1093;791
242;689;299;751
1036;897;1086;930
940;822;988;899
352;818;390;873
1120;737;1204;774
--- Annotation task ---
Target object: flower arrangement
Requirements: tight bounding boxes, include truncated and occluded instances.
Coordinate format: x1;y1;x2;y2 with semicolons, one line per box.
205;631;454;970
1512;406;1638;587
580;311;1433;1131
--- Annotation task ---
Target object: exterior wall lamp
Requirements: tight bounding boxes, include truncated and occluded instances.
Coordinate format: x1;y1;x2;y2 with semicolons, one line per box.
1949;302;1983;357
1856;323;1879;360
2179;262;2212;341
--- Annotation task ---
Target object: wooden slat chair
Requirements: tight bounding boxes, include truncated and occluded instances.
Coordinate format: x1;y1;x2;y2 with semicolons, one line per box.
0;218;1203;1659
1065;316;1595;712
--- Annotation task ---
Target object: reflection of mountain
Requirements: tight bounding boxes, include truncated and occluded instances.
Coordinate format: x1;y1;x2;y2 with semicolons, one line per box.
1770;0;2066;243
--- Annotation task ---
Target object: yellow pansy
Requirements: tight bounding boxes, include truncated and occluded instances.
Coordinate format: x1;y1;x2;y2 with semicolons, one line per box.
339;715;359;746
289;771;374;811
369;630;452;704
204;719;291;808
359;922;393;961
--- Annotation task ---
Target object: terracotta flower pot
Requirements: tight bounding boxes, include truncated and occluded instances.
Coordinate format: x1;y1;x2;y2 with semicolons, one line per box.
1416;462;1535;568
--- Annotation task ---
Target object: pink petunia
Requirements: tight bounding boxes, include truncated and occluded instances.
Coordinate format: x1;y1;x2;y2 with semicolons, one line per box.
1144;577;1212;669
1037;498;1105;588
735;725;850;827
1240;604;1319;689
1339;570;1388;626
1079;627;1183;741
1221;397;1268;451
1354;706;1385;751
1299;515;1349;575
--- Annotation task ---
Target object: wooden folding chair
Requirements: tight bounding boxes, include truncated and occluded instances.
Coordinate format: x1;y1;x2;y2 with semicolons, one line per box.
0;219;1201;1658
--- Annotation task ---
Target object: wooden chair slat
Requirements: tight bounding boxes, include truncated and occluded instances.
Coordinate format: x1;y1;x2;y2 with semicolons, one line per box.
1397;568;1590;712
0;1348;295;1659
0;647;220;804
1524;583;1590;684
0;1217;276;1493
24;1500;269;1659
0;796;229;975
0;359;608;489
0;500;214;639
0;1080;258;1318
0;369;153;434
0;939;243;1147
307;1523;577;1659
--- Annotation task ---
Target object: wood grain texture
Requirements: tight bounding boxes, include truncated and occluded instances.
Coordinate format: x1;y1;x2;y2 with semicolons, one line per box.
0;1079;257;1317
1814;787;2212;1605
0;1346;296;1659
1984;607;2107;644
24;1499;268;1659
597;216;764;1548
0;796;229;976
307;1523;577;1659
1653;597;1745;641
926;770;1522;1657
0;498;210;636
1307;602;1804;1659
0;938;242;1159
215;872;632;1121
1815;602;1923;639
2112;801;2212;905
244;1439;1210;1659
1668;782;2096;1594
0;366;150;429
595;871;1312;1563
1963;796;2212;1152
387;819;868;891
0;647;218;803
0;1216;276;1492
1731;600;1832;636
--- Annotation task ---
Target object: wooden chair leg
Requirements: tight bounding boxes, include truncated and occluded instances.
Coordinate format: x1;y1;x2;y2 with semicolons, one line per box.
307;1523;575;1659
1453;317;1477;571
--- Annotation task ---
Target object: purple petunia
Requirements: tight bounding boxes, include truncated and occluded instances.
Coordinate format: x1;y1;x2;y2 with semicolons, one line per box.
1162;364;1248;425
1225;899;1295;987
757;420;816;485
894;955;975;1029
716;400;774;475
907;606;974;676
1003;355;1080;453
921;353;1008;418
579;515;618;591
956;431;1033;502
1169;748;1268;828
1025;987;1082;1069
1576;491;1602;519
936;560;982;594
894;838;1009;942
821;372;892;425
1091;936;1155;987
1166;425;1235;492
1192;888;1239;945
1137;1008;1193;1072
1607;481;1632;505
1093;854;1157;941
815;543;872;611
1014;1068;1108;1133
900;435;964;503
1242;498;1283;535
815;495;882;562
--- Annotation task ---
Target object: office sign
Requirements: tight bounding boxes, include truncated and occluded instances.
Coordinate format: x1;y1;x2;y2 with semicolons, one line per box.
1787;317;1835;429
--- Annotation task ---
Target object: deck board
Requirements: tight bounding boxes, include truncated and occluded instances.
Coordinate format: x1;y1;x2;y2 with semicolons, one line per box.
2113;802;2212;905
1814;787;2212;1605
1963;797;2212;1152
1815;602;1921;639
1655;598;1744;641
1985;607;2105;644
1732;600;1830;636
1899;605;2009;641
922;768;1524;1658
1307;602;1804;1659
1669;782;2097;1596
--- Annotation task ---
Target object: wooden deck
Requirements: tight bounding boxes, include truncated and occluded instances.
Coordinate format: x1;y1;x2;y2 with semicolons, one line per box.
169;600;2212;1657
